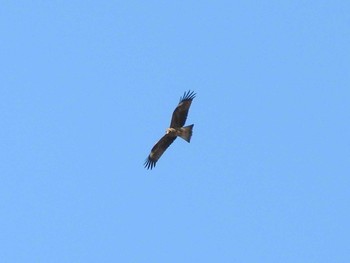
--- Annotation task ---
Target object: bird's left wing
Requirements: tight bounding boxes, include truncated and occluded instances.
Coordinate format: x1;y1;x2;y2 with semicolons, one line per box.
170;90;196;128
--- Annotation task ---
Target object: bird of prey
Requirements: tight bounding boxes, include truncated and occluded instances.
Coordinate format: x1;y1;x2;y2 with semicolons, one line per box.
144;90;196;170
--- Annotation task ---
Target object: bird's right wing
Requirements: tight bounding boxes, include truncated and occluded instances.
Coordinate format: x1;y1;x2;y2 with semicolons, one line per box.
144;134;177;169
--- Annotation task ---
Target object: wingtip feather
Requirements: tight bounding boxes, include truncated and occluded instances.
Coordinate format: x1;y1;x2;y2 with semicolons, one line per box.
144;157;156;170
179;90;196;103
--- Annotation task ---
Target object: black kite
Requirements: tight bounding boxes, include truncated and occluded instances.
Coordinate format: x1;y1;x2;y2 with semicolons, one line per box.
144;90;196;169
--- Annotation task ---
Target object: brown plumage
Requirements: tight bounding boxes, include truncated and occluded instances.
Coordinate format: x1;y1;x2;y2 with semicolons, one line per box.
144;90;196;170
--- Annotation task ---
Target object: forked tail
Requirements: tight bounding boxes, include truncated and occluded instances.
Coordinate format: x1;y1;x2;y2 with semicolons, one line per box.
179;124;194;143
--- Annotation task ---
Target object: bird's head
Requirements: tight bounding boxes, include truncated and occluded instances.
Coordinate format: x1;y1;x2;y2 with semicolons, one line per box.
166;128;176;134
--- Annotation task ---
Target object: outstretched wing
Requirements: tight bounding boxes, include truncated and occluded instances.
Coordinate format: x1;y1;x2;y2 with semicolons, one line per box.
170;90;196;128
144;134;177;169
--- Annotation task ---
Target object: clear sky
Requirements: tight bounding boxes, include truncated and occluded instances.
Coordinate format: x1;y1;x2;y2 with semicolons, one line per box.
1;1;349;262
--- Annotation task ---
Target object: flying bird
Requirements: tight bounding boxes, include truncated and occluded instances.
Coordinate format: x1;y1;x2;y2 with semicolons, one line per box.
144;90;196;170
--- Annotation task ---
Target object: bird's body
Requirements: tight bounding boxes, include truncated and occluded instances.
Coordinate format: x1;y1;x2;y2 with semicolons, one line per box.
166;125;194;142
144;90;196;170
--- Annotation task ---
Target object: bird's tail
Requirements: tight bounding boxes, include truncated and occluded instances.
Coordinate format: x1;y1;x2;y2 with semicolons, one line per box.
179;124;194;143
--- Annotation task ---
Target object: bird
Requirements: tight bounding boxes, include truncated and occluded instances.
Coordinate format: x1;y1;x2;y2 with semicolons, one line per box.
144;90;196;170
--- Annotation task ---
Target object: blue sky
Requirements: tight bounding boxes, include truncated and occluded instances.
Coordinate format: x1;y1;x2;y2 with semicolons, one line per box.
1;1;350;262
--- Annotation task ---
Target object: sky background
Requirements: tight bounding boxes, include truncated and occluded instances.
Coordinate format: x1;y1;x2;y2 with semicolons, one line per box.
1;1;350;262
